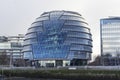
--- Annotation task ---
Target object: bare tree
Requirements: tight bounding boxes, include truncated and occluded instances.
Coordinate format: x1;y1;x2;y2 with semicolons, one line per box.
0;52;10;65
88;56;101;66
13;59;25;67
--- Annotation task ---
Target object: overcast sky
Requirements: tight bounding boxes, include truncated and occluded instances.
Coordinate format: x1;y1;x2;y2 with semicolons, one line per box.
0;0;120;60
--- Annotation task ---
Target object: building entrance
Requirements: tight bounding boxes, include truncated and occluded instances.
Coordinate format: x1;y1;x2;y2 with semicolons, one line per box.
55;60;63;66
70;59;87;66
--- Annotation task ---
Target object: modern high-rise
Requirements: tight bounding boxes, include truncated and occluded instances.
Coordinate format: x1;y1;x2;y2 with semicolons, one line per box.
23;10;92;67
100;17;120;66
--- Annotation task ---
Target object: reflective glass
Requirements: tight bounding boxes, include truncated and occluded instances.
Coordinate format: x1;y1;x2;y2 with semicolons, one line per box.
24;52;33;59
23;45;32;52
65;37;92;46
62;26;90;33
23;11;92;60
60;15;85;22
31;22;42;27
27;27;43;33
70;44;92;52
63;11;81;16
35;16;49;22
25;33;37;39
0;43;11;49
24;38;37;45
65;20;88;27
101;18;120;57
67;32;91;39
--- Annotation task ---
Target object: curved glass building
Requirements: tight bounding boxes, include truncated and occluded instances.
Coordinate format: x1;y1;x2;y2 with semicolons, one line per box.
23;10;92;67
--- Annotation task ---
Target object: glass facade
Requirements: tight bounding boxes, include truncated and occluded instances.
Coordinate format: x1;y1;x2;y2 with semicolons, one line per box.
0;35;24;66
23;10;92;66
100;17;120;65
0;35;24;58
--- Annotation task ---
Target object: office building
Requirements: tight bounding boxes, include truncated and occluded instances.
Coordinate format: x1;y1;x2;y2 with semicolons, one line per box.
23;10;92;67
0;34;24;65
100;17;120;66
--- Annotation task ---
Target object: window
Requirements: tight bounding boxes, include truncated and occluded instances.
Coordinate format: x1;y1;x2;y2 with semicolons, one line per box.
65;20;88;27
31;22;42;27
60;15;85;22
35;16;49;22
62;26;89;33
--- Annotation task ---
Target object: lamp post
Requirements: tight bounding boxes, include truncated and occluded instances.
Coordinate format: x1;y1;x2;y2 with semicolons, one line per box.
9;49;13;68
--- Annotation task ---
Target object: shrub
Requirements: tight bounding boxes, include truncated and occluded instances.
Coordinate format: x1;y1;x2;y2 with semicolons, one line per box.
0;69;120;80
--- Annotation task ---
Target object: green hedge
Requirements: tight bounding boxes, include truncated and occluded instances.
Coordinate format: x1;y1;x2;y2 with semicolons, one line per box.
0;69;120;80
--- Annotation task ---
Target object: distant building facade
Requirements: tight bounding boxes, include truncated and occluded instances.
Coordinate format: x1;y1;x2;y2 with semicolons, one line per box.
0;34;24;65
23;10;92;67
100;17;120;66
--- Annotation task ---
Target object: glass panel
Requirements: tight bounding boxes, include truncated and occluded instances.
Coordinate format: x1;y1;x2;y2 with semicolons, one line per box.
23;45;32;52
35;16;49;22
60;15;85;22
24;52;33;59
25;33;37;39
41;13;49;16
65;21;88;27
65;37;92;46
28;27;43;33
63;12;81;16
11;42;22;49
32;44;70;59
62;26;90;33
50;11;64;20
0;43;10;49
24;38;37;45
31;22;42;27
70;44;92;52
67;32;91;39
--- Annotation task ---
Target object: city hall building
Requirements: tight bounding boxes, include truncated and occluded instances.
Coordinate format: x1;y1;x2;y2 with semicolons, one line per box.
23;10;92;67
